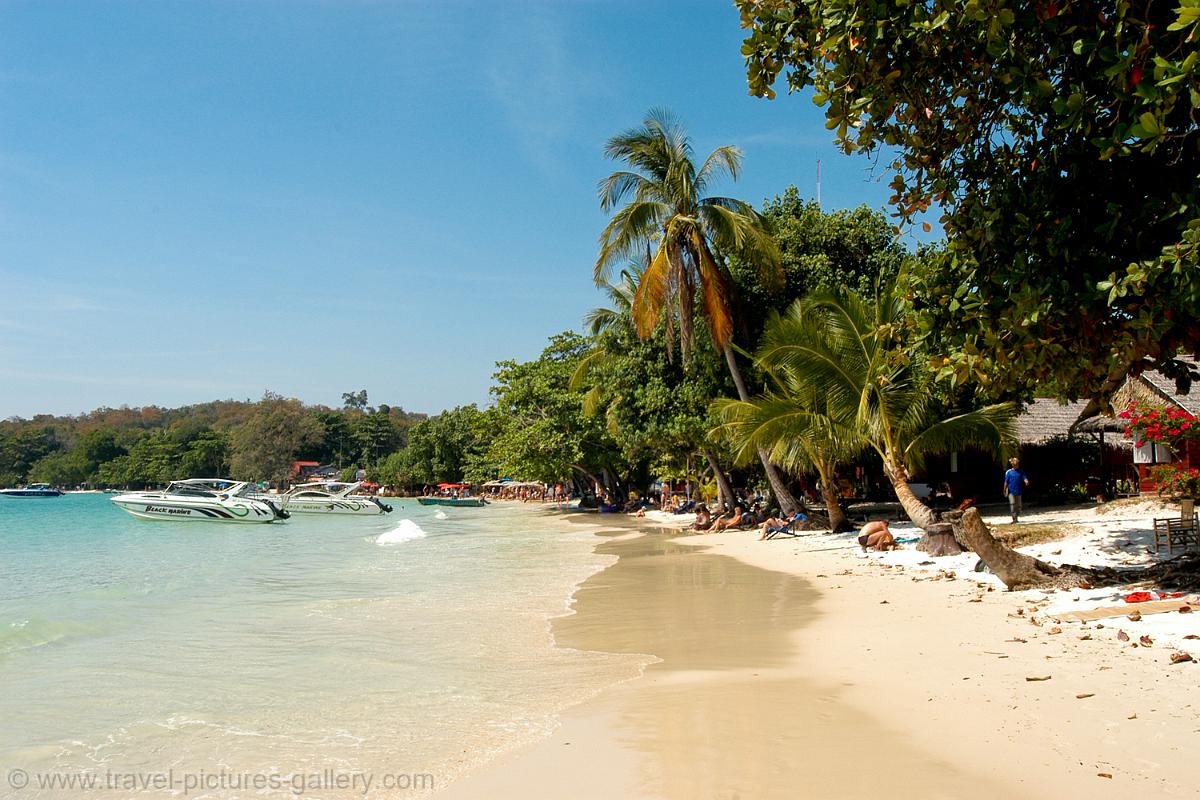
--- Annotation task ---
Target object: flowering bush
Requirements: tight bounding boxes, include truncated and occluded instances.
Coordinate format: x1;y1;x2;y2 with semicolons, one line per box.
1150;464;1200;500
1117;401;1196;450
1120;402;1199;498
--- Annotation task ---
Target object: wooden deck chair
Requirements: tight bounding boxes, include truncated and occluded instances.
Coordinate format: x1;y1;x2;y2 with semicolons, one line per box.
1153;513;1200;554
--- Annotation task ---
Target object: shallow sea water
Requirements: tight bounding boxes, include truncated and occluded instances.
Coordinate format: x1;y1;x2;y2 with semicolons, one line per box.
0;494;649;797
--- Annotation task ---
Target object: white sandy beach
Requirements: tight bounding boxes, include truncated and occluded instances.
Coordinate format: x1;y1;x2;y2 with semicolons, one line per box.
436;500;1199;799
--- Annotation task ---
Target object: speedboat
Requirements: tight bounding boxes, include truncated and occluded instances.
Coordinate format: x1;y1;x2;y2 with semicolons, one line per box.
110;479;289;523
0;483;64;498
279;481;393;515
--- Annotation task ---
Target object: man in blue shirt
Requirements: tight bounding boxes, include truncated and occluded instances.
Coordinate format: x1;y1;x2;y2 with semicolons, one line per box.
1003;457;1029;523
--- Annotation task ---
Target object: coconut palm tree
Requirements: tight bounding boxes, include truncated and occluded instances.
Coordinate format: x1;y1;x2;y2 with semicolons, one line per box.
713;379;862;532
745;285;1018;531
595;108;801;513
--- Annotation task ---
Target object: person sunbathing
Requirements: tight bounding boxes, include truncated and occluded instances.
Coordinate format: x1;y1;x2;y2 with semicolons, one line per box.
689;504;712;531
857;519;898;551
711;503;746;532
759;510;804;539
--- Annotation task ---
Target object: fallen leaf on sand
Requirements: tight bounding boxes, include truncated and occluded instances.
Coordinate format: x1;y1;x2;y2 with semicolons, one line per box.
1007;637;1027;643
1016;608;1025;616
1048;627;1063;635
1077;581;1093;590
1051;549;1062;556
1095;623;1105;629
1127;610;1142;622
879;600;889;604
1076;693;1094;699
816;574;828;578
1127;713;1137;719
1030;617;1043;627
1097;773;1112;779
1184;634;1200;640
969;597;982;603
1025;675;1052;682
1117;630;1130;641
1170;652;1194;664
1139;635;1153;647
1179;606;1193;614
1079;634;1092;641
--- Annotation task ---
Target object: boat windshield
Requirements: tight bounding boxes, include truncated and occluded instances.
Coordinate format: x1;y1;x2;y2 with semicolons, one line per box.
290;482;358;496
167;479;240;498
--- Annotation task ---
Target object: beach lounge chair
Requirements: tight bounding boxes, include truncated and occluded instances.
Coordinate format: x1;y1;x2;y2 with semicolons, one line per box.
1153;513;1200;554
762;511;808;540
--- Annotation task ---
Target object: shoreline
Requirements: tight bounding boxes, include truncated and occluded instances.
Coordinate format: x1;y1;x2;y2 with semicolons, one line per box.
435;504;1199;798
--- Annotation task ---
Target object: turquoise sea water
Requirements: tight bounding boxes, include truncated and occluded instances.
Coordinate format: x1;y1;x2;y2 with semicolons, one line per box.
0;495;648;798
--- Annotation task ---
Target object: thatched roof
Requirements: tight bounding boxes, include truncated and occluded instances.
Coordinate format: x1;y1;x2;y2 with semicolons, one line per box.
1035;357;1199;440
1016;399;1093;444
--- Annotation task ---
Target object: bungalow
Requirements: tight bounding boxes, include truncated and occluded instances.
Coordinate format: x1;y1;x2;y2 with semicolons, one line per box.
1075;365;1200;494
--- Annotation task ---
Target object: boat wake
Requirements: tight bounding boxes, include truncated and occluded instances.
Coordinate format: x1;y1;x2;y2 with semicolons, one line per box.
375;519;428;546
433;510;449;520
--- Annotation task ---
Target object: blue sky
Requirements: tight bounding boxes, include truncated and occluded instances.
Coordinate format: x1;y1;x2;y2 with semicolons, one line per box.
0;1;918;418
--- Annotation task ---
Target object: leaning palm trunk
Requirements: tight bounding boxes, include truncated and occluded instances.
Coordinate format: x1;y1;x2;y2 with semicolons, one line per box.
722;345;800;515
886;457;1067;587
882;456;939;531
703;448;736;510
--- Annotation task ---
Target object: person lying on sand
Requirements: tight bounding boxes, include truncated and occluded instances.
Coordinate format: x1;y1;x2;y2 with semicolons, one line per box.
857;519;898;552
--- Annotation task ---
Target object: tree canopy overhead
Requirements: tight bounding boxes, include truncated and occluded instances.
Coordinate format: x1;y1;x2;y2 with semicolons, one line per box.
738;0;1200;402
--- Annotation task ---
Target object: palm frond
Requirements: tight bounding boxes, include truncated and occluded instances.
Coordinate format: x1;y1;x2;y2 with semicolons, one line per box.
632;244;672;339
595;200;668;284
902;402;1019;473
695;146;742;192
692;228;734;349
598;170;656;212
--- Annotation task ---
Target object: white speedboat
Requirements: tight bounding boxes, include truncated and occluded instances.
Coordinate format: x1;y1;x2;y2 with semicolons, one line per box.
110;479;289;523
0;483;64;498
279;481;393;515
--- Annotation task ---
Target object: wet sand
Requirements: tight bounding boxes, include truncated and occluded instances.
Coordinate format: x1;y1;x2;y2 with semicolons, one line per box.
435;526;1022;799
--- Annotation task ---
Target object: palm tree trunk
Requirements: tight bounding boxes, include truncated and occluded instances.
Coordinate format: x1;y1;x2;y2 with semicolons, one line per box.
721;344;800;515
953;507;1063;589
702;448;735;510
881;455;939;530
816;460;853;533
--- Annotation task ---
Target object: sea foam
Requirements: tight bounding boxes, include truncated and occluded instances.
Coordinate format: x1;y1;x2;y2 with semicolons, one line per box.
375;519;428;545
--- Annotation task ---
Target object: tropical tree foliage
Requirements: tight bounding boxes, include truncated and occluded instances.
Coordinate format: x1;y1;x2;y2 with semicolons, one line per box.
741;285;1018;530
228;393;326;484
738;0;1200;401
486;332;623;490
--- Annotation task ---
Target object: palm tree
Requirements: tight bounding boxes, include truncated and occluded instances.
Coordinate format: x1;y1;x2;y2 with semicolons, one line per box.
595;108;801;513
713;379;862;532
745;284;1018;531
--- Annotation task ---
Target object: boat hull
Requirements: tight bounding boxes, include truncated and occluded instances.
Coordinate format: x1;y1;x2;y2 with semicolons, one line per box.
110;496;283;523
0;489;63;497
416;497;486;507
283;497;390;515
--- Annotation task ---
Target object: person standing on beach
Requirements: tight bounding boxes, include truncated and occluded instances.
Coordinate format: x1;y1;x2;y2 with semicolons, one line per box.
1003;458;1029;523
